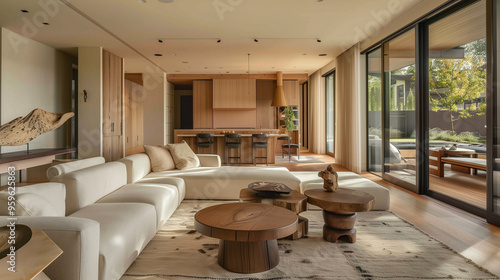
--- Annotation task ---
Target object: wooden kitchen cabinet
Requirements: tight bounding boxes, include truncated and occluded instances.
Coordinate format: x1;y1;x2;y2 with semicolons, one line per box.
125;78;144;156
193;80;213;128
213;79;256;109
102;50;124;161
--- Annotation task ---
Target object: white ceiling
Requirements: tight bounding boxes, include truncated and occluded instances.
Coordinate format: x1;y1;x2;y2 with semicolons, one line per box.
0;0;425;75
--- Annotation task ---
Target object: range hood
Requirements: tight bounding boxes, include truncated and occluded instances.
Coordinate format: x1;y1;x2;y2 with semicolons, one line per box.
271;71;287;107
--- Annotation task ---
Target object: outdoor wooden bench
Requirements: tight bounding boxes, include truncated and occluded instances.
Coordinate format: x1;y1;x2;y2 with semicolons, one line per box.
429;148;484;177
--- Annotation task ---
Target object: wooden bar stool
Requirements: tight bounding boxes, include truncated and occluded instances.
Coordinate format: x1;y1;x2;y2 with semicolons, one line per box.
196;133;214;154
225;133;241;165
252;134;268;166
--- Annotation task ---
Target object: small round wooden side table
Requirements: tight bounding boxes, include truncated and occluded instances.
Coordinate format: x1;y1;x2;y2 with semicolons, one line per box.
304;188;374;243
239;189;308;239
194;203;298;273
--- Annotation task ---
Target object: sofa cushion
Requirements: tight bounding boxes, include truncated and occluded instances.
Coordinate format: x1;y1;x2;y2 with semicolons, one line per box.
166;141;200;170
144;145;175;172
144;166;301;199
69;203;156;280
52;162;127;215
299;171;391;211
0;183;65;216
118;153;152;184
46;157;105;180
135;177;186;205
96;183;179;228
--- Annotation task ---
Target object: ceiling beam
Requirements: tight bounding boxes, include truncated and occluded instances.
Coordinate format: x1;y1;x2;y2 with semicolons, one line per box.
167;73;309;85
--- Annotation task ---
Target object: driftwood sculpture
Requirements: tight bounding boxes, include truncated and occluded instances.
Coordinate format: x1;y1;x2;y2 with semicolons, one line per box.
0;108;74;146
318;165;339;192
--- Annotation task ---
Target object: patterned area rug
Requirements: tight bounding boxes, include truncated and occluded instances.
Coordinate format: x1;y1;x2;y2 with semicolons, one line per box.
274;156;324;163
122;201;498;280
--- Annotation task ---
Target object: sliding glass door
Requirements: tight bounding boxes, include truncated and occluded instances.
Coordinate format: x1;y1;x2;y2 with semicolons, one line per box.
326;72;335;156
367;48;383;174
487;0;500;224
382;30;418;192
427;0;487;212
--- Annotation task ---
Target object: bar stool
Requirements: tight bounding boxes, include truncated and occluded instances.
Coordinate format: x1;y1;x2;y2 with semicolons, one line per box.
252;134;268;166
279;136;300;162
225;133;241;165
196;133;214;154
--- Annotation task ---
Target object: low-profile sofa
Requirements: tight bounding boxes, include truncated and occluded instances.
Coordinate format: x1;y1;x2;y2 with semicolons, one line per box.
0;150;390;280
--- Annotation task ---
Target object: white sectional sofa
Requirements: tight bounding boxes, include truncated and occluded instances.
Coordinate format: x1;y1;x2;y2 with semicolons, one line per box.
0;152;390;280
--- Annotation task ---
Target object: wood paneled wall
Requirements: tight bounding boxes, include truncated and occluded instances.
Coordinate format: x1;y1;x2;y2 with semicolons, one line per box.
213;79;256;108
256;80;276;129
213;109;257;129
193;80;213;129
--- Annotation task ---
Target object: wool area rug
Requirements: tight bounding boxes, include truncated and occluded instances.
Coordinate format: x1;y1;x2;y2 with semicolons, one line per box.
122;201;498;280
274;156;324;163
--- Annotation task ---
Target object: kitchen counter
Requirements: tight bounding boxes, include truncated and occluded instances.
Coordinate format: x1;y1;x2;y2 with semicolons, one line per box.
174;129;293;164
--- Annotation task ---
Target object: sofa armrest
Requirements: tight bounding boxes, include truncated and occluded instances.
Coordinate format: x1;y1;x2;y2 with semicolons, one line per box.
197;154;221;167
0;216;100;280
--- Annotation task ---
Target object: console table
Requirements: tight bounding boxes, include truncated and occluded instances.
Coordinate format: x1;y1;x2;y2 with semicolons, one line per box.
0;148;75;174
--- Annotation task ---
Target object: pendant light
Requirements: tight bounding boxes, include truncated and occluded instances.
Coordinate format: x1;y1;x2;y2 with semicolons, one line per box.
271;71;287;107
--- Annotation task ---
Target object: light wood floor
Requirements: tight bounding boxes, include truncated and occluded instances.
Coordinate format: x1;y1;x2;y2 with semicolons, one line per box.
269;151;500;277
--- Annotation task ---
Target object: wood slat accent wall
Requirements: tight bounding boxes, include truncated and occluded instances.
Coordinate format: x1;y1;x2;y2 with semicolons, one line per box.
213;79;256;109
193;80;213;128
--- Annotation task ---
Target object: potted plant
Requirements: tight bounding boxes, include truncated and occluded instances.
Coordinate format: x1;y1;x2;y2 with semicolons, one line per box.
283;106;295;136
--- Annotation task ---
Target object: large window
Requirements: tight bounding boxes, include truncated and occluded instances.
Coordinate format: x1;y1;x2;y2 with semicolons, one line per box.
427;0;486;210
326;72;335;155
364;0;499;223
367;48;383;173
383;29;417;190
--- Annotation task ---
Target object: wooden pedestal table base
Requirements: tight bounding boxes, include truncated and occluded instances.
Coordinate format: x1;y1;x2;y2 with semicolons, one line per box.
194;203;298;273
239;189;308;239
305;188;374;243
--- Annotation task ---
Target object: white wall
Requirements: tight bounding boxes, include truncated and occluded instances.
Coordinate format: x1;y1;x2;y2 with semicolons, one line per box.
0;28;75;154
77;47;102;158
143;71;167;146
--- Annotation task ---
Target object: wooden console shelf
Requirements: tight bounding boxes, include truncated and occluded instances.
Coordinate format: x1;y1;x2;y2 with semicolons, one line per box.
0;148;76;173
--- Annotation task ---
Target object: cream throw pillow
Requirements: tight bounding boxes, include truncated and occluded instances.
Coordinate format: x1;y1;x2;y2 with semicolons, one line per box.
166;141;200;170
144;145;176;172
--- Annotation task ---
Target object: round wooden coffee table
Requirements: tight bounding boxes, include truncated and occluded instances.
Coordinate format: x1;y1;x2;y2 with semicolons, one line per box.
304;188;374;243
194;203;298;273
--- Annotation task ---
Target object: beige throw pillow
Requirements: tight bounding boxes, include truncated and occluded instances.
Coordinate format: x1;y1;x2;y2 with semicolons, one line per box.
144;145;176;172
166;141;200;170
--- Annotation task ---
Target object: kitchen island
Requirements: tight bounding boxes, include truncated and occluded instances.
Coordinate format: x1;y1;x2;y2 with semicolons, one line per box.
174;129;291;164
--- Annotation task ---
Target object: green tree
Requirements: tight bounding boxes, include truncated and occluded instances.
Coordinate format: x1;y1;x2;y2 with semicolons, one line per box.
405;88;415;110
429;45;486;133
368;77;382;111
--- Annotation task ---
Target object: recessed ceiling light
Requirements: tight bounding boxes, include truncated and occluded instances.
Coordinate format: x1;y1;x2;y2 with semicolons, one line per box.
220;67;223;69
317;39;322;43
319;54;327;56
21;10;29;13
158;0;174;3
42;22;50;26
138;0;146;3
226;71;229;73
182;61;189;64
154;54;163;56
204;67;208;69
302;54;307;55
217;39;221;43
158;39;163;43
171;53;177;56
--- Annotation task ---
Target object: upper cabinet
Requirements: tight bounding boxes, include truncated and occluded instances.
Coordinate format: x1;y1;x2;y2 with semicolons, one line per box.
283;80;299;106
213;79;256;109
